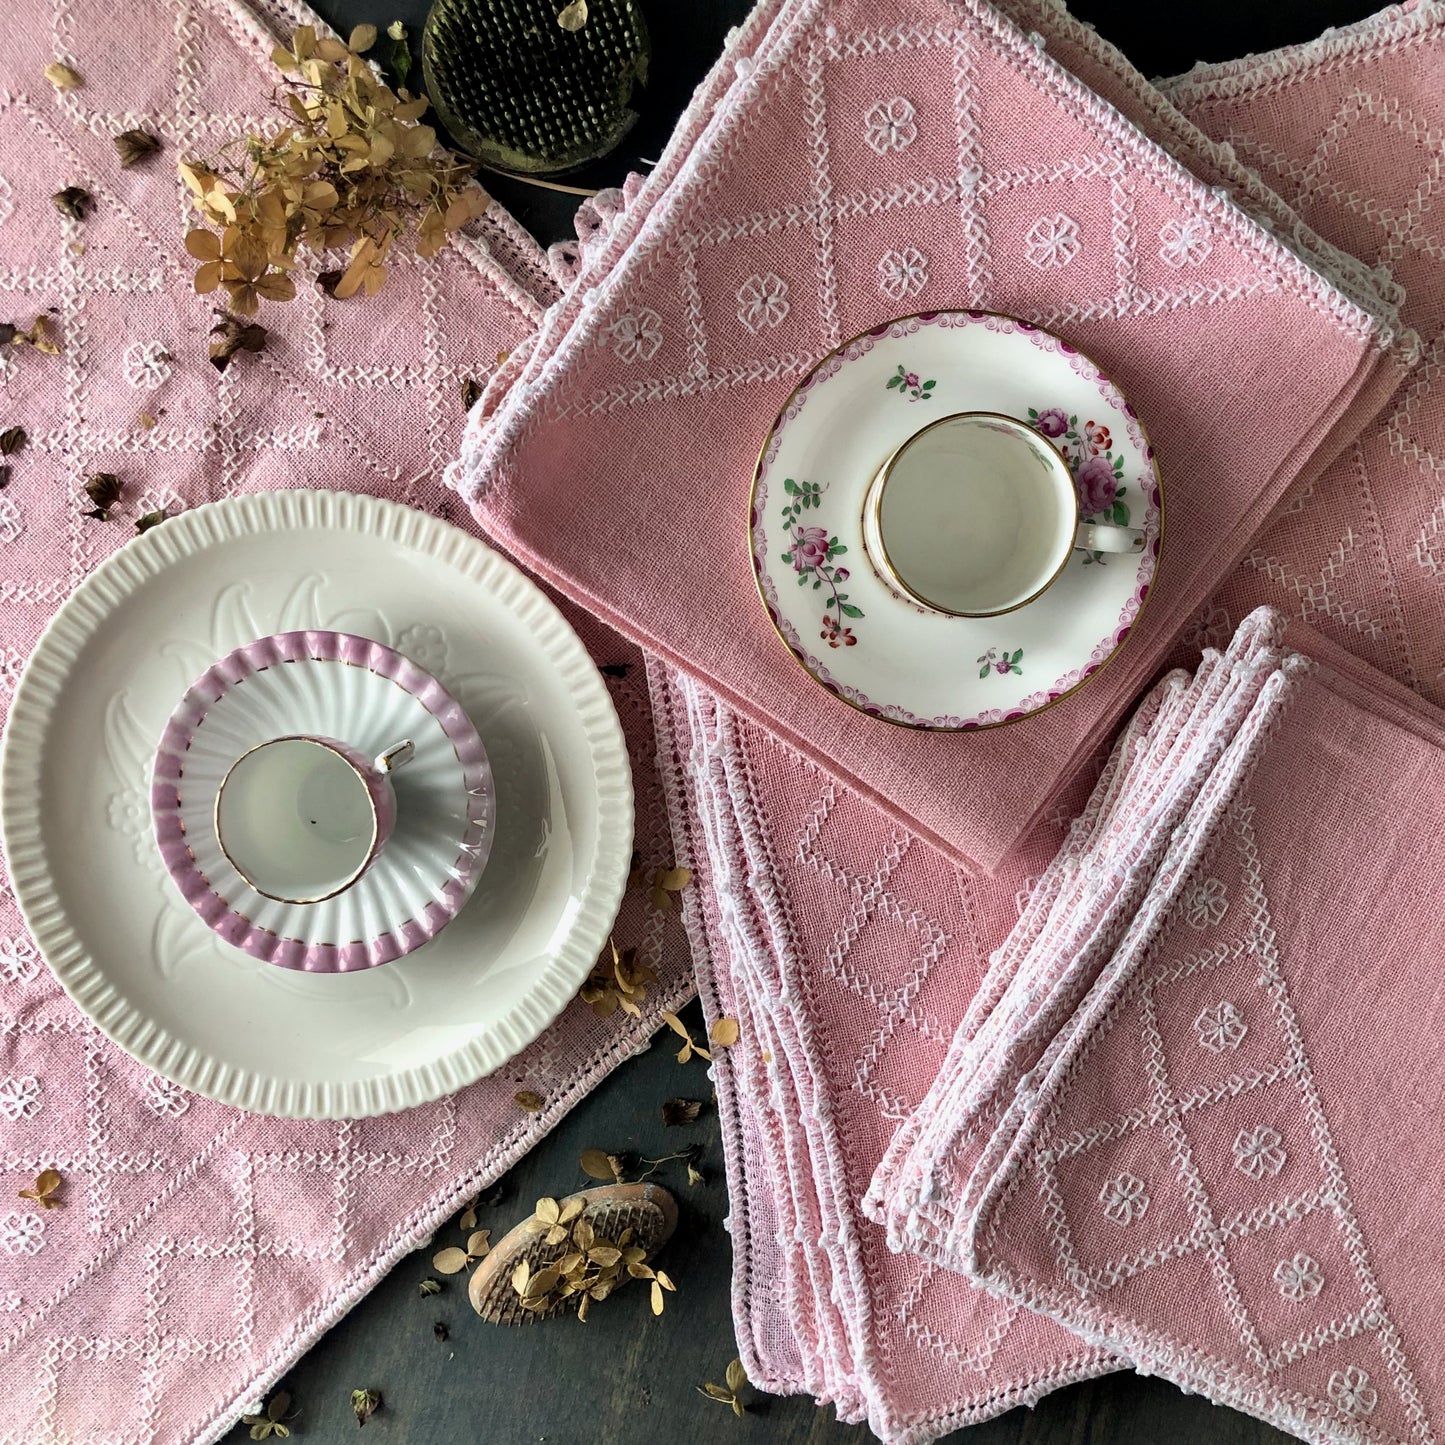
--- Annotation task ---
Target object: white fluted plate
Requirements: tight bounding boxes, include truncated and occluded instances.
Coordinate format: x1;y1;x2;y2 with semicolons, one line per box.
0;491;633;1118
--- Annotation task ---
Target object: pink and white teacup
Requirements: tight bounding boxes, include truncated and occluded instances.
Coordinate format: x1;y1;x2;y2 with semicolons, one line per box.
214;734;415;905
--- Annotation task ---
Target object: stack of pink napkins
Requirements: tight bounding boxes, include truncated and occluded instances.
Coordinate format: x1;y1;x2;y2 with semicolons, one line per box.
868;606;1445;1444
457;0;1445;1442
451;0;1412;876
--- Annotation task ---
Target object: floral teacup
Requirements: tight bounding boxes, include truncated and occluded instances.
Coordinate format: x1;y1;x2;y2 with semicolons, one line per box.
861;411;1144;618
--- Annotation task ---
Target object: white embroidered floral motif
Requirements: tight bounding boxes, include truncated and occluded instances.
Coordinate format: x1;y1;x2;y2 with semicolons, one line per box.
1233;1125;1286;1178
1274;1253;1324;1301
877;247;929;300
863;97;917;154
736;273;789;333
1185;876;1229;929
122;340;173;389
607;308;663;364
1327;1366;1377;1418
396;623;448;675
1099;1173;1149;1225
0;498;22;545
1195;1001;1247;1053
1025;214;1080;269
145;1075;192;1118
0;1213;45;1256
0;646;23;695
0;1076;40;1121
1159;216;1212;268
0;936;40;985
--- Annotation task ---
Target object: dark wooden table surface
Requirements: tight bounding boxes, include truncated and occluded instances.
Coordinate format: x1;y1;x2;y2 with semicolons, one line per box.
275;1;1379;1441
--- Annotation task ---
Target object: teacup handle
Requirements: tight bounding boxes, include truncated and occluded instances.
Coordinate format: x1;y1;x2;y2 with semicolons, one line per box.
375;739;415;773
1076;522;1145;555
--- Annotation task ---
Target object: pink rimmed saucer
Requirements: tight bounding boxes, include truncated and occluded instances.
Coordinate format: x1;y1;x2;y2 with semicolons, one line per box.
152;630;495;972
750;311;1163;729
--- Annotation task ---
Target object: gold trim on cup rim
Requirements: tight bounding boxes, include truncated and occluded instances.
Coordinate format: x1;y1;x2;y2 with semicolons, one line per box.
861;409;1080;619
213;735;383;905
747;308;1167;732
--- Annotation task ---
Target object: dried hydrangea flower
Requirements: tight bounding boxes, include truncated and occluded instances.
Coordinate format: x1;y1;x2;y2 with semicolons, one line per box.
52;186;93;220
114;130;162;167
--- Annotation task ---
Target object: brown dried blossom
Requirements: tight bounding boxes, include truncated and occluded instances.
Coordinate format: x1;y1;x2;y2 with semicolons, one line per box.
513;1197;675;1320
179;24;487;313
135;509;169;534
209;310;267;370
432;1228;490;1274
83;472;122;520
579;937;656;1020
627;854;693;911
114;129;162;168
660;1011;712;1065
461;377;482;410
350;1389;382;1427
4;316;61;354
44;61;82;90
52;186;93;221
18;1169;61;1209
0;426;25;457
515;1089;545;1113
662;1097;702;1127
697;1358;749;1417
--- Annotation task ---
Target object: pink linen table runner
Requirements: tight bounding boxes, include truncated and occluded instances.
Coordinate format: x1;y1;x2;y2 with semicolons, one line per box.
453;0;1412;877
0;0;702;1440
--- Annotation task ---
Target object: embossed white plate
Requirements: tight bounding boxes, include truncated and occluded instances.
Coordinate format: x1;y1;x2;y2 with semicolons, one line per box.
0;492;633;1118
751;311;1164;728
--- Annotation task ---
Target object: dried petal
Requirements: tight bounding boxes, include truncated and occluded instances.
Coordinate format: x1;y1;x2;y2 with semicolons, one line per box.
461;377;482;410
82;472;121;520
660;1011;691;1041
52;186;93;221
710;1017;740;1048
350;1389;382;1426
45;62;83;90
661;1098;702;1127
135;509;168;534
524;1265;561;1298
465;1229;490;1257
348;23;378;52
458;1206;477;1231
0;427;26;457
534;1196;560;1225
0;467;11;489
657;866;692;891
726;1359;747;1394
700;1383;733;1400
209;311;267;371
511;1260;530;1295
114;129;162;168
650;1279;665;1315
579;1148;614;1180
557;0;588;30
514;1089;544;1114
432;1321;449;1343
418;1277;442;1296
267;1393;291;1423
557;1198;585;1224
686;1162;705;1187
431;1246;469;1274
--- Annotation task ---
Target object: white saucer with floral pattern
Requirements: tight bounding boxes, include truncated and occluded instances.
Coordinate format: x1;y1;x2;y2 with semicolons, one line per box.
750;311;1163;729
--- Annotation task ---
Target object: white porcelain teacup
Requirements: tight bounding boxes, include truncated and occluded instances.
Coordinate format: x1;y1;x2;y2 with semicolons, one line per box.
862;411;1144;618
215;734;415;904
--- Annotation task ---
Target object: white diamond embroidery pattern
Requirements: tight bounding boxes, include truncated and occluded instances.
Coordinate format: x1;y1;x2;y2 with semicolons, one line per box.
0;497;22;545
863;97;917;154
1025;213;1080;268
736;273;789;333
877;247;929;300
1233;1124;1287;1178
608;308;663;363
145;1076;192;1118
0;1212;45;1256
1099;1173;1149;1225
1195;1001;1247;1053
1184;876;1229;929
1327;1365;1378;1418
121;340;173;389
1159;215;1212;267
0;1076;40;1121
0;936;39;985
0;174;13;226
1274;1253;1324;1301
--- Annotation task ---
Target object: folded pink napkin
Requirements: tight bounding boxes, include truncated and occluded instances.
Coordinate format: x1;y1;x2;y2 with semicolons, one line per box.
453;0;1412;875
0;1;702;1439
871;608;1445;1445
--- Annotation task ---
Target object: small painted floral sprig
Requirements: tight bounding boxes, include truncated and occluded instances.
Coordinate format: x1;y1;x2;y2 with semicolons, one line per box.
779;477;863;648
887;364;935;402
1028;406;1130;565
977;646;1023;679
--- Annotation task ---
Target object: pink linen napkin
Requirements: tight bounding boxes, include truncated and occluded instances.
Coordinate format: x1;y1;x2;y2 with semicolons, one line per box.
0;1;702;1439
873;609;1445;1445
451;0;1413;876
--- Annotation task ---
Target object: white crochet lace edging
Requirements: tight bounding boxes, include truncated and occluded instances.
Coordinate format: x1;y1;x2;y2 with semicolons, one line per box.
1159;0;1445;108
449;0;1411;507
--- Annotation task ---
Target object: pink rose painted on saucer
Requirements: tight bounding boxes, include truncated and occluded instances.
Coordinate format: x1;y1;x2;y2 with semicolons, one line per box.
1074;453;1119;515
